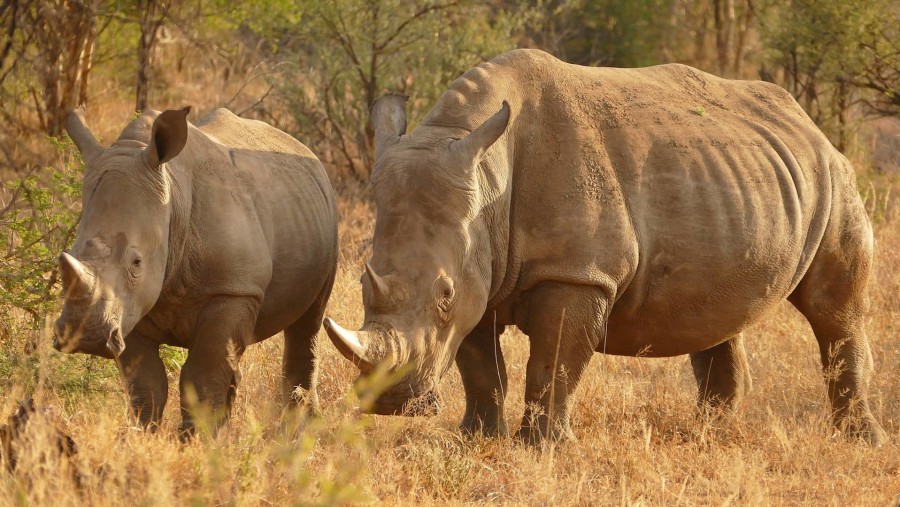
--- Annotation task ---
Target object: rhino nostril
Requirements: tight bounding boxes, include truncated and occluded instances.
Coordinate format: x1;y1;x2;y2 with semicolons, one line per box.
106;327;125;357
52;321;65;349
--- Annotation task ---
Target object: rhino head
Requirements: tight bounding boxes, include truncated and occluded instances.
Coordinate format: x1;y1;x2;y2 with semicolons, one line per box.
53;107;190;359
325;94;510;414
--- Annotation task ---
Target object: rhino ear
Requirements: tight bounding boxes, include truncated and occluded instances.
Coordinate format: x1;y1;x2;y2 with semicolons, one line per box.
66;108;102;162
144;106;191;169
451;101;510;164
370;94;408;155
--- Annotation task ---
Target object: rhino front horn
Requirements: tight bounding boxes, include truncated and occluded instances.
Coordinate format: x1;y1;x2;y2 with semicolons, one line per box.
59;252;95;299
324;318;374;370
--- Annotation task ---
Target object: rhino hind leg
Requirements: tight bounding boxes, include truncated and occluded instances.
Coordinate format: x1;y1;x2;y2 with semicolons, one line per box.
455;323;508;437
689;333;752;414
515;282;607;446
116;332;168;430
788;207;886;447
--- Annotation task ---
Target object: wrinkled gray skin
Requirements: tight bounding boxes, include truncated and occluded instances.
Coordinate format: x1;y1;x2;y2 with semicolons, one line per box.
55;107;338;434
325;49;886;446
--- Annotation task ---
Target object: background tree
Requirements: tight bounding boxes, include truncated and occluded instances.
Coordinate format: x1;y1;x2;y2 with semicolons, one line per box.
239;0;524;180
0;0;19;81
712;0;755;76
523;0;679;68
0;0;97;137
134;0;172;112
0;0;897;184
851;2;900;117
759;0;899;151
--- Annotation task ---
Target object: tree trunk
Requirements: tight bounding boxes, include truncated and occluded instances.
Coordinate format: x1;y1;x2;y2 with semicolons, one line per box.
0;0;19;81
692;0;711;68
34;0;95;136
836;78;850;153
78;23;95;105
136;0;162;113
713;0;734;76
732;0;754;77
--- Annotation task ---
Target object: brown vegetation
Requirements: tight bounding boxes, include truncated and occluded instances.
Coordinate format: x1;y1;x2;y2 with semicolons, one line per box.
1;197;898;504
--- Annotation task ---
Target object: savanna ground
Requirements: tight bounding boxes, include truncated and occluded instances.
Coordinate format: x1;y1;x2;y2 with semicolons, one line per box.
2;1;900;505
2;180;899;506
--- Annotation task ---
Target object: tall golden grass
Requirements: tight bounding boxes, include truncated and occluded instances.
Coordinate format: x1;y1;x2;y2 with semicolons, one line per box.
1;184;898;506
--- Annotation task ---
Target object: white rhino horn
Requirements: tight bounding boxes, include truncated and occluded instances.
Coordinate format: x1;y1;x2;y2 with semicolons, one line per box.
59;252;95;298
324;318;375;371
365;263;390;304
370;93;408;153
66;108;102;162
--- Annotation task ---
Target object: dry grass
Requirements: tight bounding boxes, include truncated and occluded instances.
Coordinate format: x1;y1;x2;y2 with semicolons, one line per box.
1;190;899;506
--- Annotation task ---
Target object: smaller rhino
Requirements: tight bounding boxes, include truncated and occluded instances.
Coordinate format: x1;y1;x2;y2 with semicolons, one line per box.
54;107;338;434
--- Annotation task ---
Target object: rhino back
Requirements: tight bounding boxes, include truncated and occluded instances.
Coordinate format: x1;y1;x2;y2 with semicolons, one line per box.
156;109;337;343
435;50;852;356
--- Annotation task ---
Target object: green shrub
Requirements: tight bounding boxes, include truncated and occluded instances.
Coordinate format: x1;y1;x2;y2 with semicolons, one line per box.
0;136;117;405
1;136;82;335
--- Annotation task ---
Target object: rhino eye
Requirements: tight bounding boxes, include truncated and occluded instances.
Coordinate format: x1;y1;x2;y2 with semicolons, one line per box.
437;286;455;313
433;275;455;318
129;256;143;278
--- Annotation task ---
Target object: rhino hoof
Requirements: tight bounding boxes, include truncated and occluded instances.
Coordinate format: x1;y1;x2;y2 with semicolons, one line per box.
459;417;508;438
177;424;196;443
842;415;888;448
515;421;576;448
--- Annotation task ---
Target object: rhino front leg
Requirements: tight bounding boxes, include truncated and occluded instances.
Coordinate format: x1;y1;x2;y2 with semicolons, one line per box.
178;297;255;437
516;282;606;445
282;275;333;412
455;321;508;437
690;333;752;413
282;308;323;411
116;332;167;430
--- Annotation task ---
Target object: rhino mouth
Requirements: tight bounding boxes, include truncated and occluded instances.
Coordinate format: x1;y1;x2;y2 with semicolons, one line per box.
364;386;441;416
52;323;124;359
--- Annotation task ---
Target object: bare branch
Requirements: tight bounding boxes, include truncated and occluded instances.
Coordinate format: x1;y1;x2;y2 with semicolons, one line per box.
373;2;458;52
0;0;18;77
236;84;275;117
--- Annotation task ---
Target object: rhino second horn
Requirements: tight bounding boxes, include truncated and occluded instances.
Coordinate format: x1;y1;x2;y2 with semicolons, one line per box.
59;252;95;297
323;318;373;370
370;93;408;153
365;263;390;304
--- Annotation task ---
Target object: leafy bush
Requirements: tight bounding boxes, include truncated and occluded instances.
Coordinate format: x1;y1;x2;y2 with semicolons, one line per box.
0;136;82;338
0;136;121;406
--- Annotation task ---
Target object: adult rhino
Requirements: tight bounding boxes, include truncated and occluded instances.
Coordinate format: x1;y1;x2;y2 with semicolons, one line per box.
55;107;338;434
325;49;886;446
